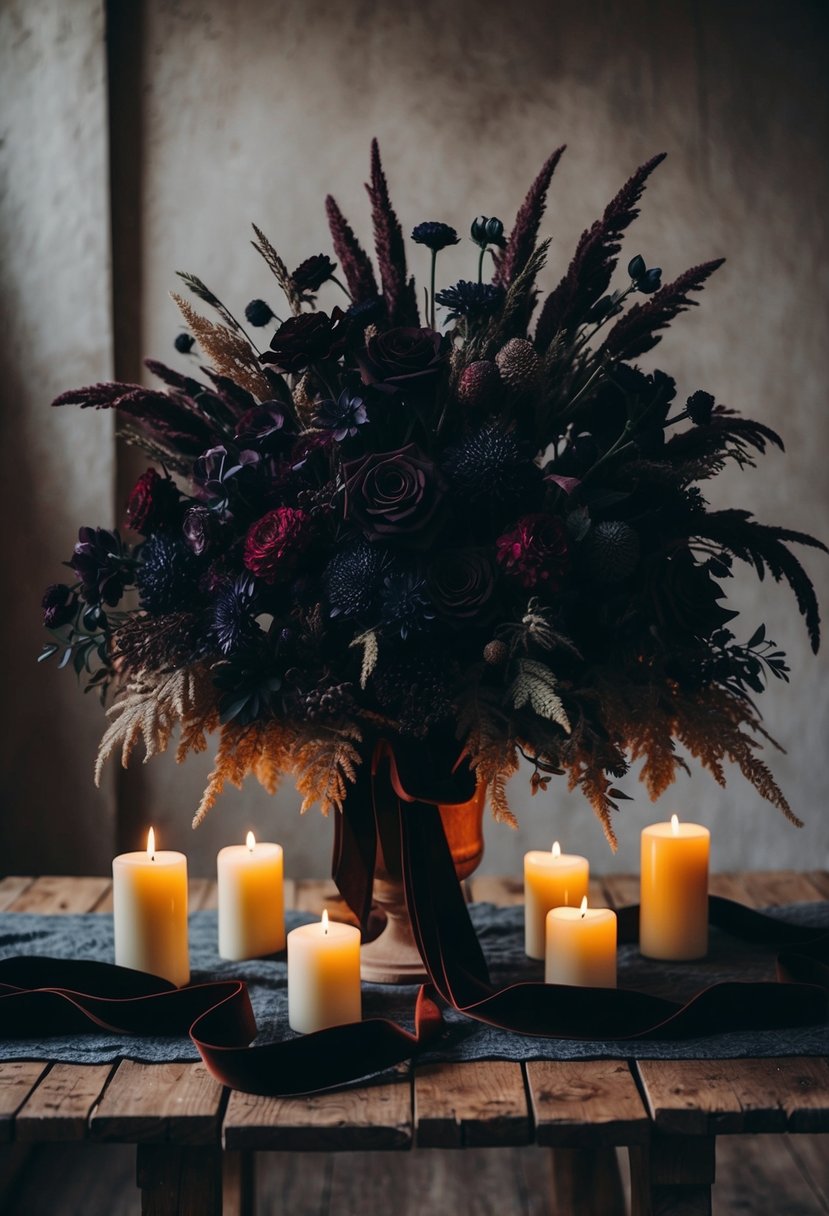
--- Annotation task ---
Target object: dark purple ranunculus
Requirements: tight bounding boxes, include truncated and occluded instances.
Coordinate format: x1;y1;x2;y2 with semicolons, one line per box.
260;312;336;373
428;548;497;624
243;507;312;584
70;527;131;606
42;583;76;629
343;443;445;547
358;327;445;394
124;467;181;535
183;505;217;557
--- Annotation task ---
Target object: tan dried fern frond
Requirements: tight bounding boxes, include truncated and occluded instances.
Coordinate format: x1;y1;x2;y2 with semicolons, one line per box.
171;293;272;400
350;630;379;689
96;665;213;785
192;717;300;828
251;224;304;315
293;726;363;816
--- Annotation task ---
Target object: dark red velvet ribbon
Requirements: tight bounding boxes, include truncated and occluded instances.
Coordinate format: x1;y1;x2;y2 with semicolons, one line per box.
0;743;826;1096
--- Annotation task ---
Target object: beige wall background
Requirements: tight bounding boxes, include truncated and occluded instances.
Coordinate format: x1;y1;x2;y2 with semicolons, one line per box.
1;0;827;881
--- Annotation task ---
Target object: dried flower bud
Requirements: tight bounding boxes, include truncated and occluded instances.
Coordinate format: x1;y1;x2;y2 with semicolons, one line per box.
495;338;541;390
483;639;508;665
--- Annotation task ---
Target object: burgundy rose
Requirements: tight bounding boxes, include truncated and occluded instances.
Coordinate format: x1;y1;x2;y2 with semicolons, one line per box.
358;326;445;394
125;468;180;535
260;312;336;373
428;549;497;624
496;514;569;591
42;583;76;629
344;444;445;548
243;507;312;583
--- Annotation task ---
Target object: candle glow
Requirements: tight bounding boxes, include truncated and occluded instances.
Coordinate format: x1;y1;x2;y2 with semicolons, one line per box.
322;908;329;935
246;830;255;852
146;827;155;860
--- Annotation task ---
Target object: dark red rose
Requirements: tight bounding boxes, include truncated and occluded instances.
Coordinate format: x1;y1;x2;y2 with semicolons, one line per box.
125;468;180;535
428;549;497;624
496;514;569;591
243;507;312;584
42;583;76;629
260;312;336;374
344;443;445;547
358;326;445;394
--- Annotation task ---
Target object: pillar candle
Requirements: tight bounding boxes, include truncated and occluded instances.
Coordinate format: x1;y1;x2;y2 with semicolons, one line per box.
524;842;589;959
112;828;189;987
545;897;617;987
640;814;710;960
287;910;361;1034
217;832;285;960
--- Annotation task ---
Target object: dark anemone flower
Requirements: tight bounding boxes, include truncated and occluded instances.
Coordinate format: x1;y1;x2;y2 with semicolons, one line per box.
70;527;132;607
213;575;259;654
314;389;368;441
435;280;505;324
42;583;76;629
380;568;436;640
411;222;460;252
291;254;337;294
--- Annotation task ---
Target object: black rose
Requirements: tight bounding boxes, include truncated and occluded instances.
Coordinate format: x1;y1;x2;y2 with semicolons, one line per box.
428;548;497;624
358;326;445;394
343;443;445;547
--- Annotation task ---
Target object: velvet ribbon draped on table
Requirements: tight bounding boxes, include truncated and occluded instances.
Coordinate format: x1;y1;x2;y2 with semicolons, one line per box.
0;741;827;1096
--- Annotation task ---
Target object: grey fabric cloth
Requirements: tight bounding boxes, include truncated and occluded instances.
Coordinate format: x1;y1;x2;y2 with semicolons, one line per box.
0;903;826;1065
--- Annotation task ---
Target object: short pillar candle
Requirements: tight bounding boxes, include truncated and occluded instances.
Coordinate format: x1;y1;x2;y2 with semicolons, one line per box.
545;897;617;987
112;828;190;987
287;910;362;1034
217;832;285;960
524;842;589;959
640;814;710;960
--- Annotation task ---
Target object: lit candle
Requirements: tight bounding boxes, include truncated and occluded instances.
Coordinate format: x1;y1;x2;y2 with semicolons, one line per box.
524;842;590;959
545;896;617;988
640;814;710;960
287;910;361;1034
217;831;285;960
112;828;189;986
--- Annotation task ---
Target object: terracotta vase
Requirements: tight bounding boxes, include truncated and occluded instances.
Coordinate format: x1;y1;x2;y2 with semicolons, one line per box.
360;784;486;984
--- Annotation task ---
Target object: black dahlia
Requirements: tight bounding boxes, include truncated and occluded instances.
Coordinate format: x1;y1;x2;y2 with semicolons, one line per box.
380;569;436;640
314;389;368;441
137;534;199;615
325;542;387;620
411;222;460;252
291;254;337;294
435;280;505;323
213;576;259;655
70;527;132;607
260;312;337;373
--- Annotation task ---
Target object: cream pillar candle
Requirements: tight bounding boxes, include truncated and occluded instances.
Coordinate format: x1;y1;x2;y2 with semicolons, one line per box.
524;842;589;959
640;814;710;961
545;897;617;987
217;832;285;960
287;910;361;1034
112;828;189;987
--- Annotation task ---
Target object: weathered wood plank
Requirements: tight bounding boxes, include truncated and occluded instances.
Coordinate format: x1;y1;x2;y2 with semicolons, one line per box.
223;1074;412;1151
136;1143;222;1216
89;1061;223;1145
739;871;827;908
0;877;35;911
6;876;111;914
414;1061;530;1147
601;875;640;909
805;871;829;900
708;873;755;904
716;1134;828;1216
636;1057;829;1136
551;1147;626;1216
630;1136;715;1216
527;1060;649;1147
0;1063;49;1144
15;1063;114;1141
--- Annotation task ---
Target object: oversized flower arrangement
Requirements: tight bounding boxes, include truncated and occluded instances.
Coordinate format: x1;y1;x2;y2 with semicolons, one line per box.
41;141;825;846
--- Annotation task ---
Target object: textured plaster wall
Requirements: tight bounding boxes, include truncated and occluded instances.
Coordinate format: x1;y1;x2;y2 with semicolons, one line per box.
2;0;827;879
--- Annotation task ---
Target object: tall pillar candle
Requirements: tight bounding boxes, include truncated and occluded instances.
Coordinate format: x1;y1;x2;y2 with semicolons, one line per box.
546;897;617;987
112;828;190;987
287;910;361;1034
217;832;285;960
640;815;710;960
524;842;589;959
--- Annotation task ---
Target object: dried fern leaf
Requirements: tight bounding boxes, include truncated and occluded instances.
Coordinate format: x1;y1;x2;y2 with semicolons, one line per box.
350;629;379;689
510;658;572;733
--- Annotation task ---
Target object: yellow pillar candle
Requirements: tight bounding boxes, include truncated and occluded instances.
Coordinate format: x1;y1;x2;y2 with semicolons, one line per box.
524;842;590;959
545;897;617;987
112;828;189;987
287;910;361;1034
640;814;710;961
217;831;285;960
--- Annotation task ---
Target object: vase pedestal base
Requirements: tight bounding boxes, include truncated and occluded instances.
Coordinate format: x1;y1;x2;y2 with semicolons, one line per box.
359;876;427;985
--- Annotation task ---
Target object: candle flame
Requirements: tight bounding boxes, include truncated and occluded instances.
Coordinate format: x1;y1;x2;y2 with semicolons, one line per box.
552;841;561;858
322;908;329;935
671;814;679;835
246;830;256;852
146;827;156;861
580;895;588;918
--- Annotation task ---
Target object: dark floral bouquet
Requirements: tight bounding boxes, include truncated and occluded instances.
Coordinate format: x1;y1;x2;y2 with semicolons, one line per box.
41;141;825;846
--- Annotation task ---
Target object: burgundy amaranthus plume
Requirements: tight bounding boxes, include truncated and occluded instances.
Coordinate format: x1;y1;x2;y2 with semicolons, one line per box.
495;145;566;288
601;258;726;361
324;195;379;304
365;139;419;327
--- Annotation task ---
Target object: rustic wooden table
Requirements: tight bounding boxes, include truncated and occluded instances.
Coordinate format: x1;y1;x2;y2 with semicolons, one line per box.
0;871;827;1216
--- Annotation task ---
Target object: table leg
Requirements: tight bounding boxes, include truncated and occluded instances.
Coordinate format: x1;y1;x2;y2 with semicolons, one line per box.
550;1146;626;1216
136;1144;223;1216
223;1150;256;1216
630;1135;715;1216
